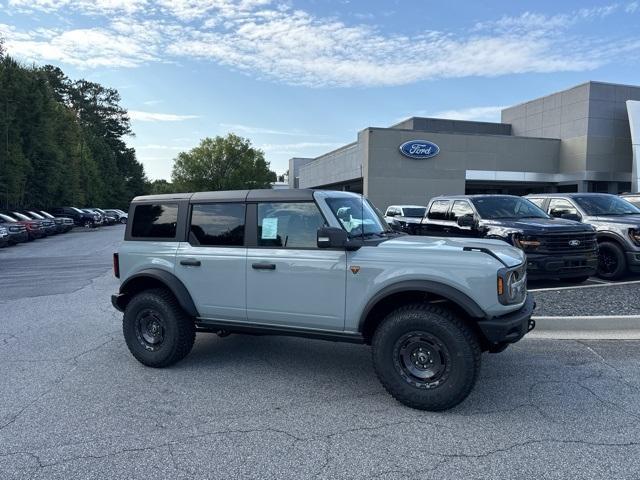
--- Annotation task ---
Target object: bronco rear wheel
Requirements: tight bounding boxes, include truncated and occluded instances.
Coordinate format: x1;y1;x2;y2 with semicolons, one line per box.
372;303;481;411
123;288;195;368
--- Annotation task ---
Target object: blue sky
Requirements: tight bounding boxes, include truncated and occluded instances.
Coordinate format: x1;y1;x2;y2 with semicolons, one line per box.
1;0;640;180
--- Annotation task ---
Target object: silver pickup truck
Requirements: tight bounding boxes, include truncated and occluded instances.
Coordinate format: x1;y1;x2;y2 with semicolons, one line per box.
111;189;535;411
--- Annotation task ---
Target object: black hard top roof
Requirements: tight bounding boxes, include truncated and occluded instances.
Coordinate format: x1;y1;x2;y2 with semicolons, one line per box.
131;189;316;203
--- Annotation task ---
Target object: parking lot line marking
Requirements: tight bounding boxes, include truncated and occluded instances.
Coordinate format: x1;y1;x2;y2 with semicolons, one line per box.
529;279;640;292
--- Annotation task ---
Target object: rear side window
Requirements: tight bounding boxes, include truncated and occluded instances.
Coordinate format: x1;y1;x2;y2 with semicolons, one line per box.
131;203;178;239
189;203;245;246
527;198;545;208
427;200;450;220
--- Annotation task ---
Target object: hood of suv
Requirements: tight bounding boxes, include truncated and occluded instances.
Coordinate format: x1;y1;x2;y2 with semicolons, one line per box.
378;235;524;267
480;217;593;233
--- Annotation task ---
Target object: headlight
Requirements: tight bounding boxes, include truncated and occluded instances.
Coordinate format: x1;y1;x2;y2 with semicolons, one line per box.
629;228;640;246
497;264;527;305
512;233;540;251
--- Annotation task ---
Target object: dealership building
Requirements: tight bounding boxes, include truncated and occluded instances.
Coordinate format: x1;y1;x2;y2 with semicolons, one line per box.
289;81;640;210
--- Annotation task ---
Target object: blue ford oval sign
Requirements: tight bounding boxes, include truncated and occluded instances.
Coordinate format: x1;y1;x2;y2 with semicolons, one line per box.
399;140;440;159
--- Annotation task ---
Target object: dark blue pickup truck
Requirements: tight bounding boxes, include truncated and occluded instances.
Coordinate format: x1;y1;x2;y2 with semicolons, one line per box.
412;194;598;283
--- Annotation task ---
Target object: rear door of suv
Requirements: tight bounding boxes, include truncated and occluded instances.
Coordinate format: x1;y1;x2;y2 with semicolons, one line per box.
245;200;347;330
174;202;248;322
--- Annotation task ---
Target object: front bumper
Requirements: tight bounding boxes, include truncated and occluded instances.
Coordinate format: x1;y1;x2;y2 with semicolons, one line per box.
626;251;640;272
111;293;126;312
526;252;598;279
8;231;28;244
477;294;536;347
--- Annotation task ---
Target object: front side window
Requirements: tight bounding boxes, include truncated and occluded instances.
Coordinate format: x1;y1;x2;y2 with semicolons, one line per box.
190;203;245;246
450;201;474;221
471;197;549;220
131;203;178;239
548;199;578;218
325;197;391;238
427;200;451;220
573;195;640;216
257;202;326;248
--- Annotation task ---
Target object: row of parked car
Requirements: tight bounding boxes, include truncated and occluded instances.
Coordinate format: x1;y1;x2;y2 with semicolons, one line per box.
0;207;128;248
384;192;640;283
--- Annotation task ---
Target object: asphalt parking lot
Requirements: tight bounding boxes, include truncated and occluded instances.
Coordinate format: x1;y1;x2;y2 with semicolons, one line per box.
1;227;639;479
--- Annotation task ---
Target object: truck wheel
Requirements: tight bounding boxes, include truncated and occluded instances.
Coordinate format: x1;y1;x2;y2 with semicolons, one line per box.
123;288;195;368
372;303;481;411
597;241;626;280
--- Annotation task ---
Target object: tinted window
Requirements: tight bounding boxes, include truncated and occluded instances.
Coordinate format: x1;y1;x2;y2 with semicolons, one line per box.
548;199;578;218
471;197;549;220
257;202;326;248
190;203;245;246
402;207;426;218
427;200;450;220
573;195;640;216
131;204;178;238
450;201;474;221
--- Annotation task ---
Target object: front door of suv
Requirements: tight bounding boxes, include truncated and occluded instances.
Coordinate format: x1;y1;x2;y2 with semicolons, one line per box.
175;202;247;321
246;202;347;330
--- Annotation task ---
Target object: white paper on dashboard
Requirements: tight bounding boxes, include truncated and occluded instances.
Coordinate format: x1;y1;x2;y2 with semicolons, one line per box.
261;218;278;239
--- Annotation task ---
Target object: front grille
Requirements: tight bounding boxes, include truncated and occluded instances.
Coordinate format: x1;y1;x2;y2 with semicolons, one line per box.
9;225;26;233
539;231;597;253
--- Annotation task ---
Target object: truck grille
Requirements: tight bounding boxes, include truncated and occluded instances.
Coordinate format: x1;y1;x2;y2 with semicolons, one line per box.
539;232;597;253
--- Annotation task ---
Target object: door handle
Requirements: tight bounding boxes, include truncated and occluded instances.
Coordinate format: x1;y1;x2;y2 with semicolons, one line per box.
180;259;201;267
252;262;276;270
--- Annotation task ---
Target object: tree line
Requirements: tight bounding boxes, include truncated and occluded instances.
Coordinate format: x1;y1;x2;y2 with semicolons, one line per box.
0;40;147;210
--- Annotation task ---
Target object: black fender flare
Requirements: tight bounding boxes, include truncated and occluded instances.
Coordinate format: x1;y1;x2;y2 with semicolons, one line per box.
595;231;627;248
358;280;487;332
118;268;199;317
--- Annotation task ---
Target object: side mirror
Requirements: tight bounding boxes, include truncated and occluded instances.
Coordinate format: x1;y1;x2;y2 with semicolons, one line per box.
317;227;349;249
561;213;581;222
457;214;475;228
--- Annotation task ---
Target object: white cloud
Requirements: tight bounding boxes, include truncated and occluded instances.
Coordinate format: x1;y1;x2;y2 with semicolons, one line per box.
431;106;507;122
219;123;328;137
129;110;199;121
627;1;639;12
3;1;640;86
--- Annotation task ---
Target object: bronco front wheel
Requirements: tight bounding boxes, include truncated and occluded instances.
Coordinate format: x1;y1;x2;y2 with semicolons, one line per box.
372;303;481;411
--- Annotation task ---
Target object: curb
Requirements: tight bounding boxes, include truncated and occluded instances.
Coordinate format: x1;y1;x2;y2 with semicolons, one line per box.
528;315;640;340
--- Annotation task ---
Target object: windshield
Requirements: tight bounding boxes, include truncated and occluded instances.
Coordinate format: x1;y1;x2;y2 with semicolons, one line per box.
471;197;550;220
12;212;31;221
71;207;84;213
402;207;426;218
39;211;54;218
573;195;640;216
326;196;391;237
0;213;16;222
28;211;44;219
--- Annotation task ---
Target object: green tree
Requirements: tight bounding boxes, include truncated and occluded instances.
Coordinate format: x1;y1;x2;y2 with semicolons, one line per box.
171;134;276;192
148;179;177;195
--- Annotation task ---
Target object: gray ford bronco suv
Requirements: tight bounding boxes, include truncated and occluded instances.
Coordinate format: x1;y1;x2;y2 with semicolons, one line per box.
112;189;535;411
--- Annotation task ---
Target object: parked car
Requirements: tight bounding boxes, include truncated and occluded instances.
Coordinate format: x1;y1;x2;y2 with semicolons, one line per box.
384;205;427;234
12;211;57;236
93;208;118;225
527;193;640;279
620;194;640;209
0;212;43;241
37;210;74;233
111;189;535;411
414;195;598;283
50;207;99;228
82;209;104;226
103;209;128;224
0;226;9;248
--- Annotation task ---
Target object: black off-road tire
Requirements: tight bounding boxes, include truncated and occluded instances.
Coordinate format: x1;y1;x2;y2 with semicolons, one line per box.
372;303;481;411
597;241;626;280
123;288;195;368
